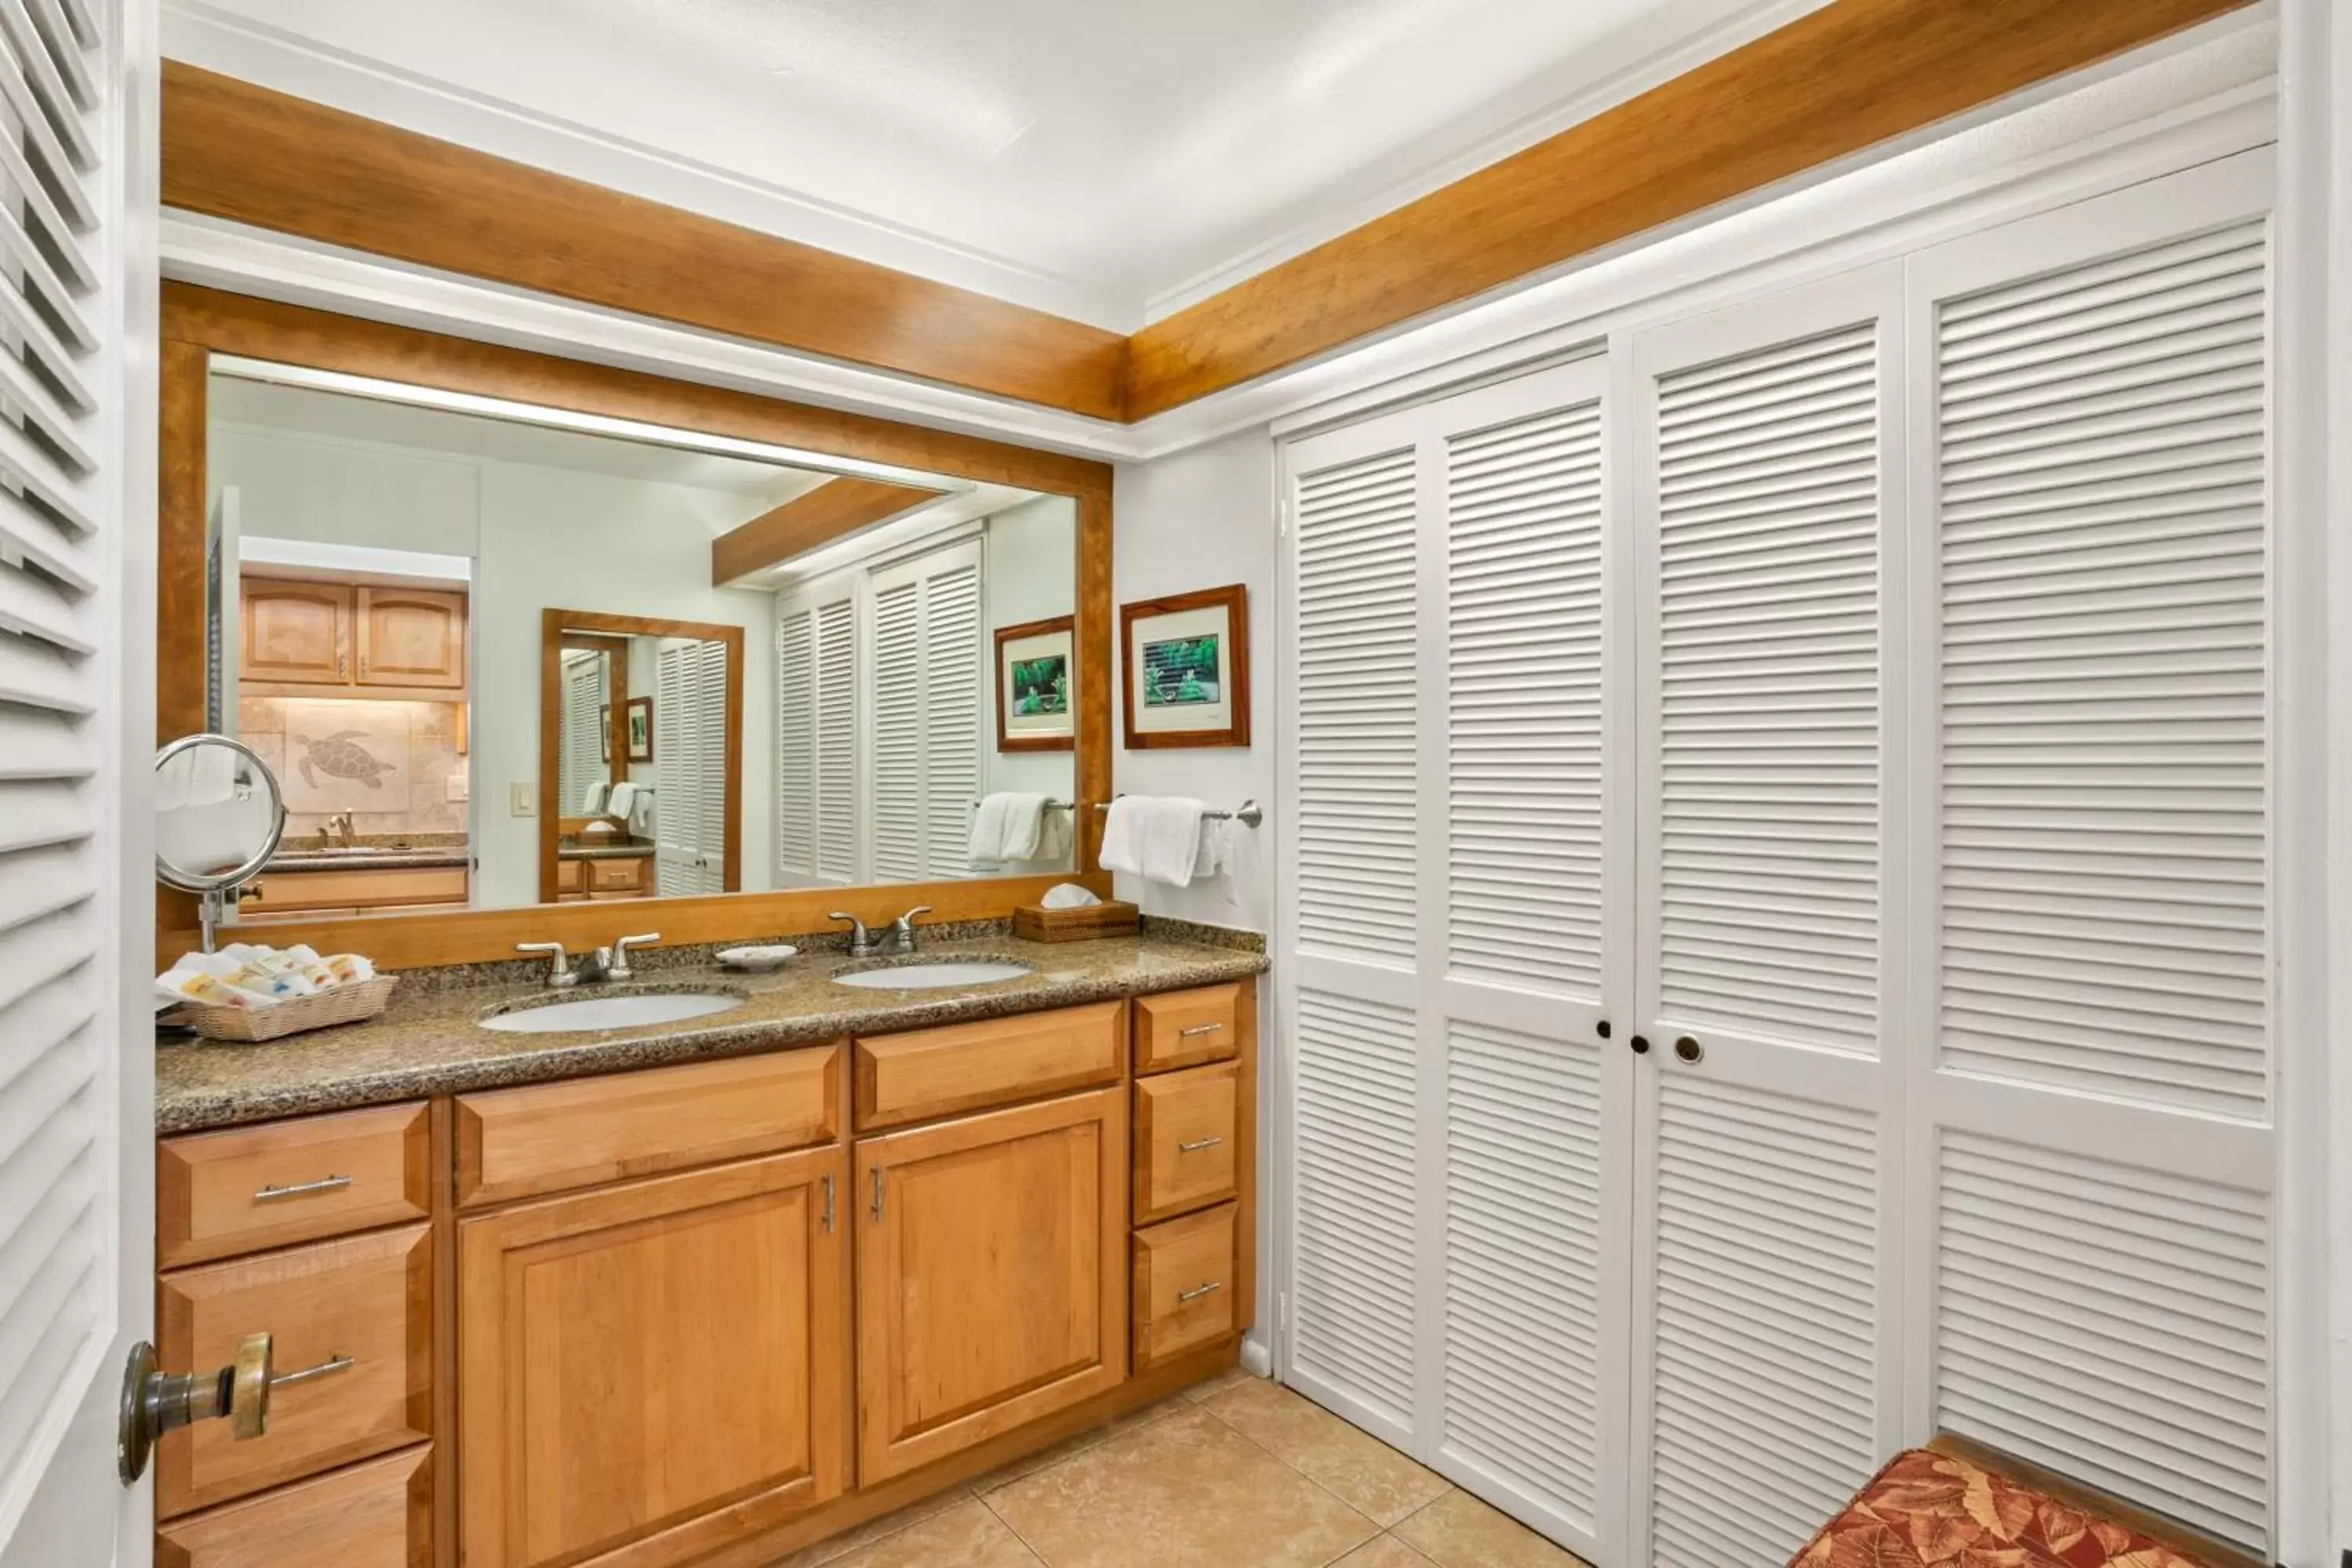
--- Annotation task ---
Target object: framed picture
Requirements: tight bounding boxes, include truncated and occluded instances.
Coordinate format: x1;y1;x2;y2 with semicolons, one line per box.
1121;583;1249;749
626;696;654;763
598;703;612;762
995;615;1076;752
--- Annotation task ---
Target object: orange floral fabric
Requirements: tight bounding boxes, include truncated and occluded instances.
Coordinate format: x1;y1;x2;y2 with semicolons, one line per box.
1791;1449;2217;1568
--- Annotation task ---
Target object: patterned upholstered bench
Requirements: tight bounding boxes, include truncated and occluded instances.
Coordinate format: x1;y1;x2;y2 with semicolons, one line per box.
1791;1436;2263;1568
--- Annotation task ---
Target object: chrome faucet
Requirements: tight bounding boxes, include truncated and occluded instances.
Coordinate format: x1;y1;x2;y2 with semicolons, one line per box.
517;931;659;987
325;811;355;849
830;907;933;958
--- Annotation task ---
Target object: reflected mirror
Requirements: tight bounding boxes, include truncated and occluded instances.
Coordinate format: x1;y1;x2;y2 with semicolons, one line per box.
199;365;1078;925
156;733;287;950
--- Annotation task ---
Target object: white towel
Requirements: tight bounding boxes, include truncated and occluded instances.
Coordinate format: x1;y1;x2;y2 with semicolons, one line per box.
606;782;638;819
581;779;611;817
1101;796;1207;886
969;793;1047;866
626;786;658;838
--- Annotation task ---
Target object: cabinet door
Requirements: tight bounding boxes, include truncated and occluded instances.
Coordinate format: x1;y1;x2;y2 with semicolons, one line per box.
242;577;351;684
856;1087;1127;1482
155;1444;432;1568
355;586;466;689
458;1148;848;1568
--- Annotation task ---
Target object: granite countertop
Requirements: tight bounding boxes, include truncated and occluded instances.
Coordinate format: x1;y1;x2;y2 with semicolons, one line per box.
156;929;1269;1134
560;842;655;861
268;848;473;873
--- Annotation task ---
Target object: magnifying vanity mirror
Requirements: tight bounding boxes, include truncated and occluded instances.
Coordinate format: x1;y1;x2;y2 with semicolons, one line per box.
168;347;1095;955
154;733;287;952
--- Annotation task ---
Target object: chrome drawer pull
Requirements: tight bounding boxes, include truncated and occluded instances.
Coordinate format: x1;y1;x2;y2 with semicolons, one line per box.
1177;1023;1225;1038
1177;1136;1224;1153
270;1354;354;1389
1176;1282;1224;1304
252;1175;352;1203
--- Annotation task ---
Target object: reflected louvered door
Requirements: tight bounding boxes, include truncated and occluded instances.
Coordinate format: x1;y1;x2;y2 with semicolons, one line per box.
1900;154;2277;1558
869;577;921;882
691;639;728;891
1627;270;1907;1568
775;604;815;879
1283;357;1630;1563
653;641;697;895
866;537;982;884
0;0;151;1555
814;597;858;881
777;583;858;886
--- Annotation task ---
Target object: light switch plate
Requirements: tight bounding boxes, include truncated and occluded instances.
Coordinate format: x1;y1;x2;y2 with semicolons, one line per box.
446;772;469;803
510;782;535;817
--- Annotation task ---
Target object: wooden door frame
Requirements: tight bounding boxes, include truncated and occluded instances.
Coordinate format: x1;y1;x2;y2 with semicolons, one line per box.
539;611;744;904
160;283;1116;966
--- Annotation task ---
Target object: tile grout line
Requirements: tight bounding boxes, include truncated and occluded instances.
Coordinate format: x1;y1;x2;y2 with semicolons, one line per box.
1189;1388;1414;1547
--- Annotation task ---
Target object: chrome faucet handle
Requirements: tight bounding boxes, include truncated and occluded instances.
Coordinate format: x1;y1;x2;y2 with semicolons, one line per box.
829;912;878;956
609;932;661;980
890;906;935;952
516;942;575;989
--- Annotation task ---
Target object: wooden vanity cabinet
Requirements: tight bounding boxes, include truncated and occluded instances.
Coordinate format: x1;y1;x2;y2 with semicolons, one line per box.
853;1085;1127;1483
457;1146;848;1568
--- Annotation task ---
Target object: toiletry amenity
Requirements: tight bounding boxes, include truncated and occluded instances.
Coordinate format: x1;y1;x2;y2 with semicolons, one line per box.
157;942;397;1042
717;944;797;972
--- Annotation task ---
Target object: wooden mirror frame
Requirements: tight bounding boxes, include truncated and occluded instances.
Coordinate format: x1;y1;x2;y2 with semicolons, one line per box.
551;630;633;850
538;612;745;904
159;284;1115;966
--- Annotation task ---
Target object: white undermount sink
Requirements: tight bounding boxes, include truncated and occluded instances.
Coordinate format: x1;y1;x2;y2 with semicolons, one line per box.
481;992;744;1033
832;961;1033;990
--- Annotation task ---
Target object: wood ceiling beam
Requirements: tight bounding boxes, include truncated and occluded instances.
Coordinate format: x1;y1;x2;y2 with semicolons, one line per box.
161;61;1130;421
712;477;942;586
1121;0;2256;418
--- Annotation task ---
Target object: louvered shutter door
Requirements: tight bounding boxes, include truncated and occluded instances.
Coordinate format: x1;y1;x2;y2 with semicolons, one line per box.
654;641;695;896
1628;274;1905;1568
695;639;728;891
919;554;981;880
558;653;604;815
1907;158;2275;1556
0;0;149;1547
869;578;920;883
1284;359;1627;1562
775;606;815;879
814;597;857;882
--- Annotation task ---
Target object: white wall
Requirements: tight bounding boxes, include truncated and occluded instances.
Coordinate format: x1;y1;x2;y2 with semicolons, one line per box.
982;494;1080;804
213;419;779;909
1110;428;1276;931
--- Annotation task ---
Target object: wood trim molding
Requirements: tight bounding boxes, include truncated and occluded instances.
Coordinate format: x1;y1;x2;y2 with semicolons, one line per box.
158;286;1113;967
161;61;1127;419
162;0;2250;426
712;477;938;586
1122;0;2253;416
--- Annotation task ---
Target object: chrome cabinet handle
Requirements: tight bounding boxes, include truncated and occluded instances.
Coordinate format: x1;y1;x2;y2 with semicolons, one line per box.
253;1175;351;1203
1177;1137;1224;1153
1178;1023;1225;1038
1177;1282;1224;1304
271;1354;354;1389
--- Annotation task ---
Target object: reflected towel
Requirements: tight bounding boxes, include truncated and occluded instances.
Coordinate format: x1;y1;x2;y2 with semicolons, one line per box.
1100;796;1207;886
970;793;1048;866
581;779;611;817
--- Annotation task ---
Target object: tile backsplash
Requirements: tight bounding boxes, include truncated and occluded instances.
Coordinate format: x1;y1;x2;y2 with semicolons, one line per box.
241;693;468;837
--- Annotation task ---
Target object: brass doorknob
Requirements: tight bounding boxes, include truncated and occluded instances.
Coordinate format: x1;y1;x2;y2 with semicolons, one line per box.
118;1331;274;1486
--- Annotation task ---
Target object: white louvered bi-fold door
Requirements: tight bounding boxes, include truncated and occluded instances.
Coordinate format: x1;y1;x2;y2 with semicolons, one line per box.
776;583;859;887
1282;358;1628;1563
868;537;982;884
1900;154;2278;1558
0;0;154;1557
1627;269;1907;1568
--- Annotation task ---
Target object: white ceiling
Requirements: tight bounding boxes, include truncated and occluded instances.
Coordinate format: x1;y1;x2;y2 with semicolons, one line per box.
164;0;1828;329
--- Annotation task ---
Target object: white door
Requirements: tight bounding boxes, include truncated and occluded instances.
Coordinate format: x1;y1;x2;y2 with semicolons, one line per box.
1280;356;1629;1563
867;538;982;884
0;0;158;1563
1624;266;1909;1566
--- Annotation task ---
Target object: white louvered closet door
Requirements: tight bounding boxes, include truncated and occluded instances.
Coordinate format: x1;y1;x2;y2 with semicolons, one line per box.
868;537;982;884
653;641;699;896
1626;268;1907;1568
0;0;153;1557
559;652;605;815
814;597;858;882
1900;152;2278;1559
1282;358;1628;1564
775;604;815;880
691;639;728;890
776;585;860;887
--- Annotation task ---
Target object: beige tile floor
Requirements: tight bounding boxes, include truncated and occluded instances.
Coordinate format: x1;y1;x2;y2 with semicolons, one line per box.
771;1370;1594;1568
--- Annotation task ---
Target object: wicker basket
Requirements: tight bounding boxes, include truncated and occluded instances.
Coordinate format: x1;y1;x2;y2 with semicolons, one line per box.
1012;899;1141;943
177;975;399;1044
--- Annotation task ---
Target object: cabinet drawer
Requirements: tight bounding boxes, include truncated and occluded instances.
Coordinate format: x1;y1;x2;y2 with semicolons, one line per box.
159;1103;431;1269
1133;1062;1238;1225
155;1443;433;1568
245;866;468;913
455;1044;841;1207
159;1224;433;1516
1132;1203;1237;1369
1134;985;1240;1074
855;1001;1124;1131
588;856;645;891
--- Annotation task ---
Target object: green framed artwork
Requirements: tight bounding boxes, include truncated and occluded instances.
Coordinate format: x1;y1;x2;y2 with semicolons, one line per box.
1120;583;1249;750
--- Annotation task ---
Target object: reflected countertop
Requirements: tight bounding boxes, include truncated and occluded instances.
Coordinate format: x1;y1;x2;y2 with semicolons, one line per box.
267;848;473;872
155;925;1268;1135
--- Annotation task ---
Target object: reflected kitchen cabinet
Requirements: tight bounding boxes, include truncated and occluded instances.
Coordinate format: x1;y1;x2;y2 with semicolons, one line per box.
241;576;468;697
355;587;466;690
242;576;351;685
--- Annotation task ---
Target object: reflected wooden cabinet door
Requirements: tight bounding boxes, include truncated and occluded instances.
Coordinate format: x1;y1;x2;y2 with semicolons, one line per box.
457;1148;848;1568
355;586;466;690
242;576;350;684
855;1087;1127;1483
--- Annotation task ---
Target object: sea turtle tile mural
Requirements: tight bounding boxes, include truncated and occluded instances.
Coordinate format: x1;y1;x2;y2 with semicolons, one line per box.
281;700;412;813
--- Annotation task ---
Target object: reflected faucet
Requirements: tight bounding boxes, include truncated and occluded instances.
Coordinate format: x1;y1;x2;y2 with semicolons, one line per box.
325;811;355;849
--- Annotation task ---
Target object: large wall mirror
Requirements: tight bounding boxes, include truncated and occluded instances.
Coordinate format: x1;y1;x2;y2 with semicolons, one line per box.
159;295;1105;956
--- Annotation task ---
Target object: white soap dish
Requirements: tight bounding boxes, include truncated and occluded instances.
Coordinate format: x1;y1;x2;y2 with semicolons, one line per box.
717;945;797;973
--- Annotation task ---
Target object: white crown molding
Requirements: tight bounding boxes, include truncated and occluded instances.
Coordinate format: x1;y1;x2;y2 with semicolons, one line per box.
161;10;2276;470
160;0;1139;332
